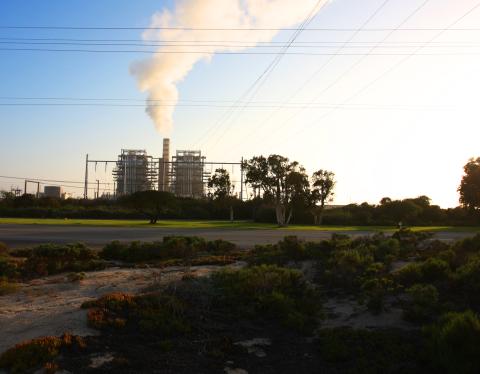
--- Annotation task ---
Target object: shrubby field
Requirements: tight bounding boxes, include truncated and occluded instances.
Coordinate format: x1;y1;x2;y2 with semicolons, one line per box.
2;230;480;372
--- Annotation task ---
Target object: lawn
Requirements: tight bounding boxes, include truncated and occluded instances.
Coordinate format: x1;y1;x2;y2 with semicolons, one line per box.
0;217;478;233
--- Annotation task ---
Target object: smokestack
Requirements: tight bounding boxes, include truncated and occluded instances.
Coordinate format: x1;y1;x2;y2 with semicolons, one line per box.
159;138;171;191
131;0;330;133
163;138;170;162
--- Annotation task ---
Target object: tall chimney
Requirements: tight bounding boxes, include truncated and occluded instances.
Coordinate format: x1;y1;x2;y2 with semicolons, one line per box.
159;138;170;191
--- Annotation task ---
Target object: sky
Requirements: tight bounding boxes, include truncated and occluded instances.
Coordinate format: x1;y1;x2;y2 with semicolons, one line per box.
0;0;479;207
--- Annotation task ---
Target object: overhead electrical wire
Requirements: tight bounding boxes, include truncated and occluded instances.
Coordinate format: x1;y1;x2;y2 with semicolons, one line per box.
2;25;480;31
2;47;478;55
203;0;394;151
230;0;432;156
219;0;396;156
193;0;326;149
284;0;480;143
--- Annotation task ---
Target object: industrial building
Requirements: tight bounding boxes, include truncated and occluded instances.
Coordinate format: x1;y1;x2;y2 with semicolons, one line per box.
113;149;158;196
170;150;209;198
43;186;63;199
102;140;216;199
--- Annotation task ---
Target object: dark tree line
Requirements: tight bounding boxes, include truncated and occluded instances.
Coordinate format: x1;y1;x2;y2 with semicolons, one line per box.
1;155;479;226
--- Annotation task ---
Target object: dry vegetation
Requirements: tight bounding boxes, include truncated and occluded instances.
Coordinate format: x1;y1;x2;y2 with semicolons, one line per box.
2;230;480;373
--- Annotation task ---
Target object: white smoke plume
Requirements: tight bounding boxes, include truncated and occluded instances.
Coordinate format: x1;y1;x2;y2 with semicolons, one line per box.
131;0;329;134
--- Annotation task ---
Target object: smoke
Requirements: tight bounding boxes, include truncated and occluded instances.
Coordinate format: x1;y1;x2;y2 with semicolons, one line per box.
131;0;329;133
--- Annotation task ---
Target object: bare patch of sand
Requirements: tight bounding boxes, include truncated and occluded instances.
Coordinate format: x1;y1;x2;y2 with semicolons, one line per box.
0;263;244;354
322;297;414;330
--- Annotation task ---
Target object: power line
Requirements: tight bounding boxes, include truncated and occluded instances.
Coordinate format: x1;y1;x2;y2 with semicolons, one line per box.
2;25;480;31
284;0;480;142
3;47;478;55
0;102;450;110
2;40;480;49
2;37;479;45
223;0;405;157
193;0;327;149
0;175;111;185
236;0;432;156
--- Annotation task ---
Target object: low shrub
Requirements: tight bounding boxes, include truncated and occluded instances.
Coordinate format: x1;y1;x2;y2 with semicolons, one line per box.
395;258;451;288
0;242;8;256
420;257;451;284
361;277;395;315
328;249;374;289
403;283;439;323
317;328;420;372
23;243;105;277
278;236;306;261
424;310;480;373
392;228;433;254
211;265;320;331
206;239;236;255
454;255;480;308
373;238;400;264
0;276;18;295
0;257;19;279
0;333;86;374
100;237;233;263
82;292;190;336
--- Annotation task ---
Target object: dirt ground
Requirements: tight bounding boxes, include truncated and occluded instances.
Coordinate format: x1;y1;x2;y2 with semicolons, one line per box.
0;263;244;355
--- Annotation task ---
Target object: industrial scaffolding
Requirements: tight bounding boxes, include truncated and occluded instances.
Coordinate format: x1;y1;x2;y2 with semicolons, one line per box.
112;149;158;196
169;150;209;198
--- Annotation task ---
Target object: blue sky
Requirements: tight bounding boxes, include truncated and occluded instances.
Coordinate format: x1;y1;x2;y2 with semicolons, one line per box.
1;0;480;206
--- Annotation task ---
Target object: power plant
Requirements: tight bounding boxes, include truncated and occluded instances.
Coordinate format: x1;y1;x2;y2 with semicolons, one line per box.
170;150;208;198
83;138;244;199
113;149;158;196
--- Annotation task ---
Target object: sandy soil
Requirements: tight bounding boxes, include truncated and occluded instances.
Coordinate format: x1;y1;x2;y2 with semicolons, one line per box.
0;264;244;355
322;296;414;330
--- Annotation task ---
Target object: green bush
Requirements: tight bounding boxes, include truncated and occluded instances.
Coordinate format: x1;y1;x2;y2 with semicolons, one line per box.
0;334;86;374
361;277;394;315
0;276;18;295
278;236;306;261
424;310;480;373
403;283;439;323
0;242;8;256
211;265;320;331
0;257;18;279
421;258;451;284
23;243;105;277
329;249;374;288
455;256;480;308
394;262;423;287
373;238;400;263
82;292;190;336
392;228;433;253
206;239;236;255
248;243;282;265
317;328;420;372
100;237;221;263
395;258;451;287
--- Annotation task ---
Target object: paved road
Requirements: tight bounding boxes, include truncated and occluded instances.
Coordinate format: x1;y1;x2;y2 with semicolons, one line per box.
0;224;476;249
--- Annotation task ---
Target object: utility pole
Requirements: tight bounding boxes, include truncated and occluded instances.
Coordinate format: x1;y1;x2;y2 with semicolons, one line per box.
84;154;89;199
96;179;100;199
24;180;40;198
240;157;244;201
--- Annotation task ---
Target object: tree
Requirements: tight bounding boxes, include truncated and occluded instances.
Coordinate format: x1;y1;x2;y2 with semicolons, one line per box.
459;157;480;212
310;170;335;225
243;155;308;226
121;191;176;224
208;168;236;221
208;168;234;200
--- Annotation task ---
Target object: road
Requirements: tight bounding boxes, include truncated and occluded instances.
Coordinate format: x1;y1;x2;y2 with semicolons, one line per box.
0;224;476;249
